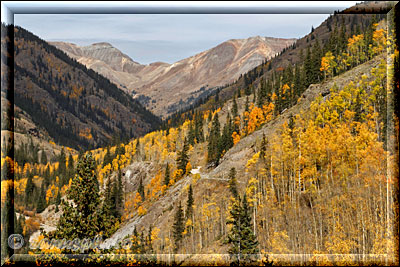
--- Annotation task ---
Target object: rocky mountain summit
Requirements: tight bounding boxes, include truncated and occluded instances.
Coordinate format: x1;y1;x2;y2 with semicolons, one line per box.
52;36;296;116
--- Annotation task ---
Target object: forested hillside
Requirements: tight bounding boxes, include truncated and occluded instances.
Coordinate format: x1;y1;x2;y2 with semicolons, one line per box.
2;25;161;151
1;2;398;266
164;10;389;131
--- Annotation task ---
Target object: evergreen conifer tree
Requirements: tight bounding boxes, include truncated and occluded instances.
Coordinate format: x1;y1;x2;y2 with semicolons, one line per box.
135;139;141;160
172;202;185;253
147;225;153;253
103;146;111;167
36;183;47;213
99;180;117;238
164;163;170;186
232;97;239;119
58;147;67;175
257;78;267;107
252;85;257;103
186;185;194;220
245;85;252;96
228;167;238;199
138;177;145;201
188;121;196;145
140;232;146;253
55;152;103;240
55;191;61;206
115;170;124;216
293;64;302;102
240;194;259;260
177;138;189;173
130;228;140;253
25;175;34;204
304;46;313;87
194;113;204;143
220;112;234;157
226;195;242;265
207;113;221;165
226;193;259;265
260;133;267;163
311;39;323;83
237;88;241;98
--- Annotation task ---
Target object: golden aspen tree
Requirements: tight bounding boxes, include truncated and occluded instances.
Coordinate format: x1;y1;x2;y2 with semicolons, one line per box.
320;51;337;79
232;131;241;145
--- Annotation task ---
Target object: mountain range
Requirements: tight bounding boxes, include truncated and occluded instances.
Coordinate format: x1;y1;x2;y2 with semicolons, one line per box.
52;36;296;116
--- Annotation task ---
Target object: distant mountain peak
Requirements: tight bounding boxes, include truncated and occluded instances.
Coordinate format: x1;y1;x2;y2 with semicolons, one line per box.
91;42;114;47
53;36;296;117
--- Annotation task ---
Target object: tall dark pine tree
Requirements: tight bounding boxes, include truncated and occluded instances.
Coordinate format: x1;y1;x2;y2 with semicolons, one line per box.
293;63;302;103
252;84;257;103
164;163;170;186
240;194;259;257
110;180;121;218
228;167;238;199
244;84;252;96
274;85;282;116
25;175;34;205
55;191;61;212
58;148;68;186
220;112;234;157
55;152;103;240
135;139;141;160
232;97;239;119
147;225;153;253
304;46;313;88
103;177;113;209
58;148;67;173
259;133;267;163
226;194;259;265
188;121;196;145
257;78;267;107
140;232;146;253
130;228;141;253
226;195;242;265
311;39;323;83
186;185;194;220
113;170;124;218
100;180;117;238
172;202;185;253
176;138;189;173
194;112;204;143
207;113;221;165
339;17;347;54
103;146;112;167
36;183;47;213
138;177;145;201
68;153;74;178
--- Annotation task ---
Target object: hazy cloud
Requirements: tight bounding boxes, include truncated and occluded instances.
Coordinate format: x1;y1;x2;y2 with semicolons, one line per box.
15;4;358;64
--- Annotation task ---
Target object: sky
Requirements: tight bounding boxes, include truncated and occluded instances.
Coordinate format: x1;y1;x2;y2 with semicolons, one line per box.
14;2;360;64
